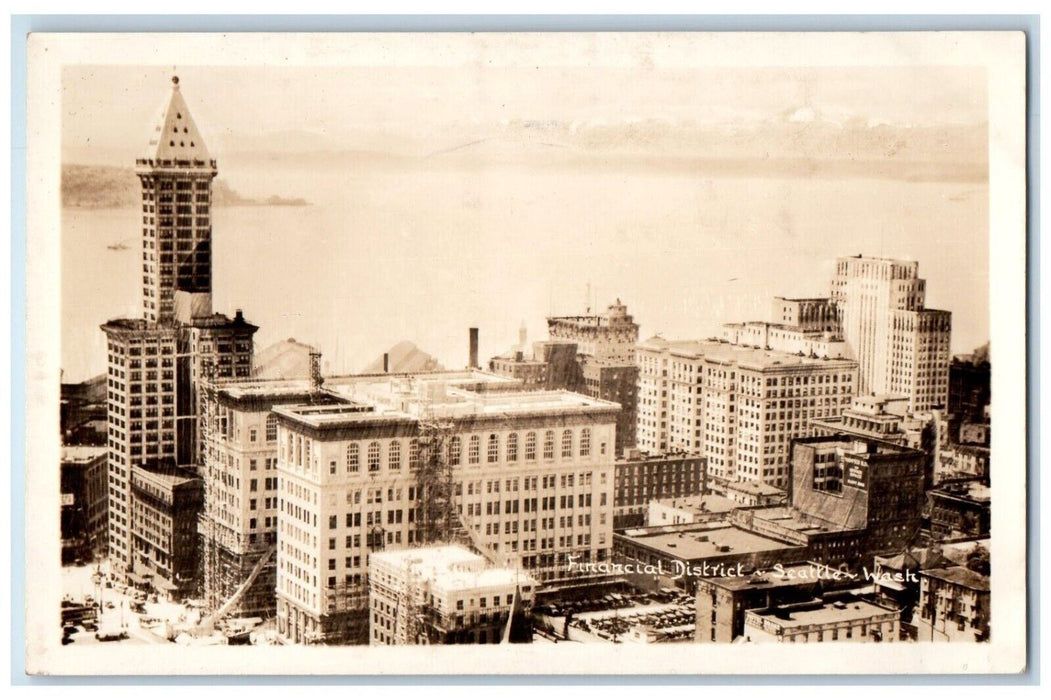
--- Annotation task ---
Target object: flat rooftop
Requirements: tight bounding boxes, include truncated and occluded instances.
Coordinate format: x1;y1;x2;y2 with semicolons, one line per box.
274;370;619;428
727;481;786;496
371;545;534;593
372;545;483;574
931;480;991;504
637;337;856;370
618;521;800;561
750;598;897;629
131;463;199;488
743;506;854;536
922;566;990;592
653;494;737;515
61;445;107;464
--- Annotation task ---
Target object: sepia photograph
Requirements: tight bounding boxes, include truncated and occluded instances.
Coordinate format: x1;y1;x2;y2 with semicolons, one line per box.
23;29;1028;675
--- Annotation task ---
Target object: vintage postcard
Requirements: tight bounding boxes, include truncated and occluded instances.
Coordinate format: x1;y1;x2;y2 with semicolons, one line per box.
24;30;1027;675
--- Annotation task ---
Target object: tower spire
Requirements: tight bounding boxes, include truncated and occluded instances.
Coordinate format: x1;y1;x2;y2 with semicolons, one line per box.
136;76;217;324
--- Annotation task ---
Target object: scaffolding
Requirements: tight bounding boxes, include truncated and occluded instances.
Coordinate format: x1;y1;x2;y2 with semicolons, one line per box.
198;362;276;622
199;360;222;613
413;403;461;547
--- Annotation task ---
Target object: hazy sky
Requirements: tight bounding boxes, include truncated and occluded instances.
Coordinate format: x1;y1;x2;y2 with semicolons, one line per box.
63;63;987;162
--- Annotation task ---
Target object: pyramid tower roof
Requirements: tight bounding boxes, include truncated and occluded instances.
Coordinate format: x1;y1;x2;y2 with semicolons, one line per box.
142;76;211;162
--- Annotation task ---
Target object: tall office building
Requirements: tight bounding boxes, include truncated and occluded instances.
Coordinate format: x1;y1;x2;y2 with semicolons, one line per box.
830;256;951;411
100;77;257;575
273;370;619;644
636;337;857;491
137;75;216;325
198;378;323;619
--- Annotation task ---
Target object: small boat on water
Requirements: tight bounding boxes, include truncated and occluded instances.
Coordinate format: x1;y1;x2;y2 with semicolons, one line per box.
106;242;129;251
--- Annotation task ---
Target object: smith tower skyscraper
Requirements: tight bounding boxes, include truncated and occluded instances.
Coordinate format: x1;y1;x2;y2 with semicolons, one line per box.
101;77;256;576
137;75;217;325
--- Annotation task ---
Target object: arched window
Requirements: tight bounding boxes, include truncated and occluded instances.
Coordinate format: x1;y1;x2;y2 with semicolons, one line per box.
468;435;481;464
388;441;402;471
580;428;591;457
561;429;573;458
487;434;499;463
449;436;462;466
346;443;359;473
525;432;537;461
543;431;555;460
368;442;381;472
506;433;518;462
409;438;421;470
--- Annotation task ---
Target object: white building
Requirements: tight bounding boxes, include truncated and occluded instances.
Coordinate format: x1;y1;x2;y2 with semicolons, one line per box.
273;370;618;644
830;255;951;411
636;337;857;490
743;597;901;643
645;494;736;527
369;545;536;645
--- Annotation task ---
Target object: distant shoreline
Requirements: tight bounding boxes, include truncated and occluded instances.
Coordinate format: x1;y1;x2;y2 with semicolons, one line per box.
61;163;311;209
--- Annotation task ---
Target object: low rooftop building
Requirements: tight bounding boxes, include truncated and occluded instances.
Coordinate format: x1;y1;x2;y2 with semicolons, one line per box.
613;521;806;592
369;545;536;645
743;596;901;643
646;494;737;527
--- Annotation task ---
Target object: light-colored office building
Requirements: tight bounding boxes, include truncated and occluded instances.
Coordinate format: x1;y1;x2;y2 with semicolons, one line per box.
636;337;857;490
273;370;619;644
830;255;951;411
369;544;536;645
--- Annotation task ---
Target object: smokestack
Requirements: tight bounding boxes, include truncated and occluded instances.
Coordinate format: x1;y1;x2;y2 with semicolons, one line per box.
469;328;479;369
383;352;389;374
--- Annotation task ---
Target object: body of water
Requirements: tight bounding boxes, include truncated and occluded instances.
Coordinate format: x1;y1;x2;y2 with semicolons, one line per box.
61;155;989;383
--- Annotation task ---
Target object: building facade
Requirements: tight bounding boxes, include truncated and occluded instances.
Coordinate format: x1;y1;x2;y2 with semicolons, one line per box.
61;446;109;563
129;461;203;599
272;371;619;644
636;337;857;491
198;378;325;618
742;597;901;643
695;562;859;644
728;435;926;570
99;77;257;577
369;545;536;645
547;300;639;365
721;297;853;360
100;321;181;570
613;450;706;529
917;566;990;642
927;480;991;542
830;256;951;411
546;301;640;454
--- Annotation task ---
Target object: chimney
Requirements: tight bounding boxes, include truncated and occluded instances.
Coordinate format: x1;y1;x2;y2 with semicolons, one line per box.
383;353;390;374
469;328;479;369
234;309;244;323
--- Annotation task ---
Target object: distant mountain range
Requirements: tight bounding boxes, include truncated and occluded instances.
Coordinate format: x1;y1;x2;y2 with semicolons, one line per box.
64;117;987;185
61;164;311;209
